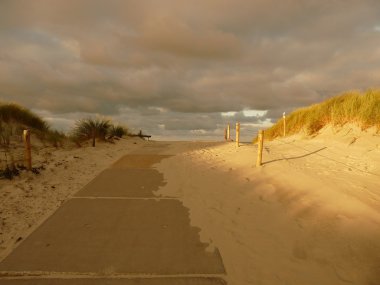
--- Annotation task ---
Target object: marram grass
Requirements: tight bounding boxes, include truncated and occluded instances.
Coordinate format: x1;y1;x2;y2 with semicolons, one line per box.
0;103;48;131
0;103;70;147
109;124;128;138
0;102;68;147
71;117;111;147
261;89;380;141
0;102;130;150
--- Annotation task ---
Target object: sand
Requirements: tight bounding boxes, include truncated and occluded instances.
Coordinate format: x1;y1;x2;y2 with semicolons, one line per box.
0;137;144;261
1;124;380;284
155;124;380;285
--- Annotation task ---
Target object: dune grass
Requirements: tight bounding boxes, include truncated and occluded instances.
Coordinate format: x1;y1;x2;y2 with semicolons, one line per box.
109;125;128;138
71;118;129;146
0;102;131;178
0;102;130;149
261;89;380;141
0;103;69;148
71;117;112;147
0;103;48;131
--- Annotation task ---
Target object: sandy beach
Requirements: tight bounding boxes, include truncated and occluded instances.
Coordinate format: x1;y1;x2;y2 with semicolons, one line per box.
2;1;380;284
155;125;380;285
1;125;380;284
0;138;144;261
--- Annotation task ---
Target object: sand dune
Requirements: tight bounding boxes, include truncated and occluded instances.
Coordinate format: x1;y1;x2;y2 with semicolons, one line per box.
1;125;379;284
156;125;380;285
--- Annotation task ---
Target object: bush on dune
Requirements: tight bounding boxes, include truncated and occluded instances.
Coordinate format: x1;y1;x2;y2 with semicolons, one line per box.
71;117;111;147
108;125;128;139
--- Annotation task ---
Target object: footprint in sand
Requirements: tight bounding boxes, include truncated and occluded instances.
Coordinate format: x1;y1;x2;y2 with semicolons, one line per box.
292;240;308;260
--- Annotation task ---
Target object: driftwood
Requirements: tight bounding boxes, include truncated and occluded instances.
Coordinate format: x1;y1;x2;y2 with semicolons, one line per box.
128;130;151;140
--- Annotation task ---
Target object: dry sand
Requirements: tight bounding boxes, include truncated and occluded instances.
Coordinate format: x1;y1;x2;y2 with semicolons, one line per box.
0;137;144;261
156;124;380;285
1;124;380;284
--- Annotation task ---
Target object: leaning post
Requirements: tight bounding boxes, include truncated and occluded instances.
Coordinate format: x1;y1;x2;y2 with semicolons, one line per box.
23;129;32;171
256;130;264;167
227;123;230;141
224;127;227;141
236;122;240;147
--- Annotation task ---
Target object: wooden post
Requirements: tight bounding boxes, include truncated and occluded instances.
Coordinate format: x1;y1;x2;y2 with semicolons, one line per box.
224;127;227;141
256;130;264;167
236;122;240;147
283;112;286;137
23;130;32;170
10;153;15;170
227;123;230;141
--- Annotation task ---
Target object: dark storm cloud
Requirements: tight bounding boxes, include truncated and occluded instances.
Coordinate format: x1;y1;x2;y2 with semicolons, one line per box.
1;0;380;139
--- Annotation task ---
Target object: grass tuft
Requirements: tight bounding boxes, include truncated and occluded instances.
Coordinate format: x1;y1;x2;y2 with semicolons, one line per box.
108;125;128;138
71;117;111;147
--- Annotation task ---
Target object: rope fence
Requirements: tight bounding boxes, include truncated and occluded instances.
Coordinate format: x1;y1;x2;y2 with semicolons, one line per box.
223;121;380;177
1;129;32;178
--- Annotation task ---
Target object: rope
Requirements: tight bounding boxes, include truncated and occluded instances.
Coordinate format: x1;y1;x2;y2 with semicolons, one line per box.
270;138;380;177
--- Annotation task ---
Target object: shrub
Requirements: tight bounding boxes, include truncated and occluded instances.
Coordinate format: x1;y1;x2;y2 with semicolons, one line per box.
108;125;128;138
71;117;111;147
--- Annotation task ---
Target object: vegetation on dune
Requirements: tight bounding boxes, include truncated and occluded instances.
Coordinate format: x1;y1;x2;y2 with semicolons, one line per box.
40;130;67;148
0;102;131;178
261;89;380;141
0;103;68;148
108;124;128;139
0;103;48;131
71;118;129;146
0;103;65;178
71;117;111;147
0;102;130;150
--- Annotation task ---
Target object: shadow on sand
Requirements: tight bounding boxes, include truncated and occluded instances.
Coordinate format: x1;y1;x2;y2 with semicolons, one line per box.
263;147;327;165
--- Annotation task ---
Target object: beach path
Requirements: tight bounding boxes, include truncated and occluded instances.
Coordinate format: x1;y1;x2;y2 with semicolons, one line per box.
0;142;227;284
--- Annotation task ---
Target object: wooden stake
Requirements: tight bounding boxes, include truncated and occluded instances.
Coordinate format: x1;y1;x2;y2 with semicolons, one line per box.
10;152;15;170
224;127;227;141
227;123;230;141
283;112;286;137
236;122;240;147
256;130;264;167
23;129;32;171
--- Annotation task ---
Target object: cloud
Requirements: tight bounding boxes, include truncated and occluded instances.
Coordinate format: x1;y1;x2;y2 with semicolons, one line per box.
1;0;380;139
135;15;242;59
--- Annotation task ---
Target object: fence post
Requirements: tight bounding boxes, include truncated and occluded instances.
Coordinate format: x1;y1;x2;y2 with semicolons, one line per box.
10;153;15;170
283;112;286;137
256;130;264;167
224;127;227;141
227;123;230;141
236;122;240;147
23;129;32;171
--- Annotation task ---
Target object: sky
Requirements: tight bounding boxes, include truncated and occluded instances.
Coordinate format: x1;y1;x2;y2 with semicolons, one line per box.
1;0;380;141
